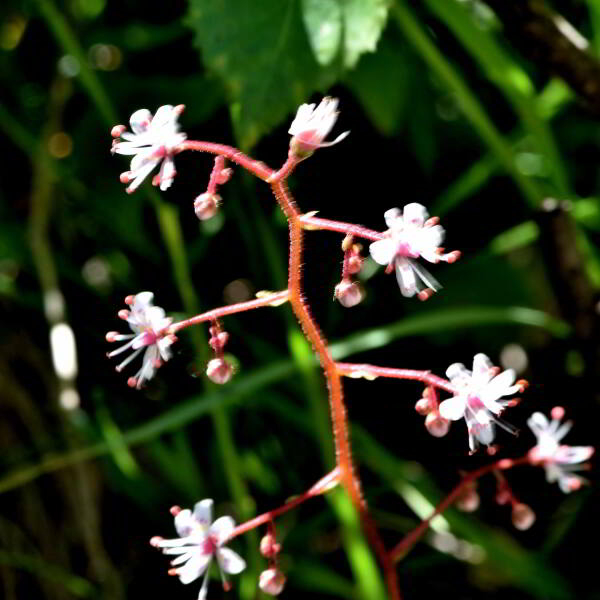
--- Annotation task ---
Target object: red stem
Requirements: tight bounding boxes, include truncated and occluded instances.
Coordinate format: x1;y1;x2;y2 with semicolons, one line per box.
271;180;401;600
300;215;385;242
175;139;402;598
169;290;289;333
389;456;530;561
229;468;340;539
337;362;457;395
179;140;275;181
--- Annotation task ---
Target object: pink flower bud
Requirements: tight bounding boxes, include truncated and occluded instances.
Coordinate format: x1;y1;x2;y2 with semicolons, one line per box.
206;357;234;384
456;488;480;512
259;568;286;596
425;412;450;437
347;254;363;275
334;279;364;308
415;397;433;415
111;124;127;138
194;192;221;221
209;331;230;352
259;533;281;558
511;503;535;530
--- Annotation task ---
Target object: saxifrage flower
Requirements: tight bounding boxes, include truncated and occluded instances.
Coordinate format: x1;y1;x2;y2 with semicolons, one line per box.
438;353;521;452
288;97;349;158
111;105;186;193
106;291;175;388
527;408;594;492
369;204;459;298
151;499;246;600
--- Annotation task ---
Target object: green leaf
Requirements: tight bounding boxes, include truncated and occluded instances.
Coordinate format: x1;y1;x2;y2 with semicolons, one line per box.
340;0;390;68
186;0;338;149
301;0;389;68
301;0;343;65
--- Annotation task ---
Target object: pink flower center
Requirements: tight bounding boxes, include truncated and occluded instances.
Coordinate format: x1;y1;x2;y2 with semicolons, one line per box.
201;536;217;555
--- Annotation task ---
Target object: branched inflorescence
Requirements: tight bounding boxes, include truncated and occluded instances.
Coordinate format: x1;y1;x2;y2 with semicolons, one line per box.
108;99;594;600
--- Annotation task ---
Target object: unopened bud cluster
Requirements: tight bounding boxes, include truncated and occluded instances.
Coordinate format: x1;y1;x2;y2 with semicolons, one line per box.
258;531;285;595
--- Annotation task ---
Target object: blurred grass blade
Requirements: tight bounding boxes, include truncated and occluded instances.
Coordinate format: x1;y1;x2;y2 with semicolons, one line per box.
424;0;569;195
327;488;388;600
290;560;358;599
0;550;96;597
96;405;141;478
352;427;573;599
392;0;543;208
329;305;570;359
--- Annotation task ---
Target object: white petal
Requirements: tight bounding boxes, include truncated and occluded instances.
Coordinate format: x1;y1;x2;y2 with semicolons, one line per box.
127;159;159;192
193;499;213;528
216;547;246;575
439;396;467;421
471;354;493;386
178;552;212;584
130;109;152;134
383;208;402;229
369;239;396;265
395;258;417;297
402;203;428;227
445;362;471;385
175;509;197;537
150;105;175;129
527;412;549;438
209;516;235;545
130;146;159;172
480;369;517;403
556;445;594;464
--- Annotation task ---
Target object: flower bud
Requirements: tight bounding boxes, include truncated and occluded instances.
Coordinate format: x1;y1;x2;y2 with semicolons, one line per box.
425;412;450;437
194;192;221;221
347;253;363;275
334;279;364;308
456;488;480;512
415;397;433;415
206;358;234;384
511;503;535;530
259;568;286;596
259;533;281;558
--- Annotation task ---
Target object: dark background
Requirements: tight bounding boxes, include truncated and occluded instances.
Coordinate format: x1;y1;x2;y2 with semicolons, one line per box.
1;0;599;599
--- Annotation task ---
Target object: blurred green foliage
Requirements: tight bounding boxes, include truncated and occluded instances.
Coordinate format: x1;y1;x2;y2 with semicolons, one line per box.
1;1;600;599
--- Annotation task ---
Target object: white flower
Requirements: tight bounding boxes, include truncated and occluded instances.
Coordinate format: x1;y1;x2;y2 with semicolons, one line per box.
369;204;459;298
439;353;521;452
288;97;349;157
106;291;174;389
151;499;246;600
111;105;186;193
527;410;594;493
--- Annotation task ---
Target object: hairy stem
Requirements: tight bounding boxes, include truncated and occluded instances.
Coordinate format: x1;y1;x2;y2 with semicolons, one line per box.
337;363;456;394
229;468;340;539
169;290;289;333
271;180;401;600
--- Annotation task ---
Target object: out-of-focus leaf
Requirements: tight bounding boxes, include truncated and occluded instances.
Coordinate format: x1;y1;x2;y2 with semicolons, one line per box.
574;198;600;231
392;0;543;208
340;0;389;68
345;31;409;135
488;221;539;255
424;0;569;195
87;22;188;51
301;0;389;68
301;0;343;65
0;550;96;597
186;0;338;149
290;560;358;598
